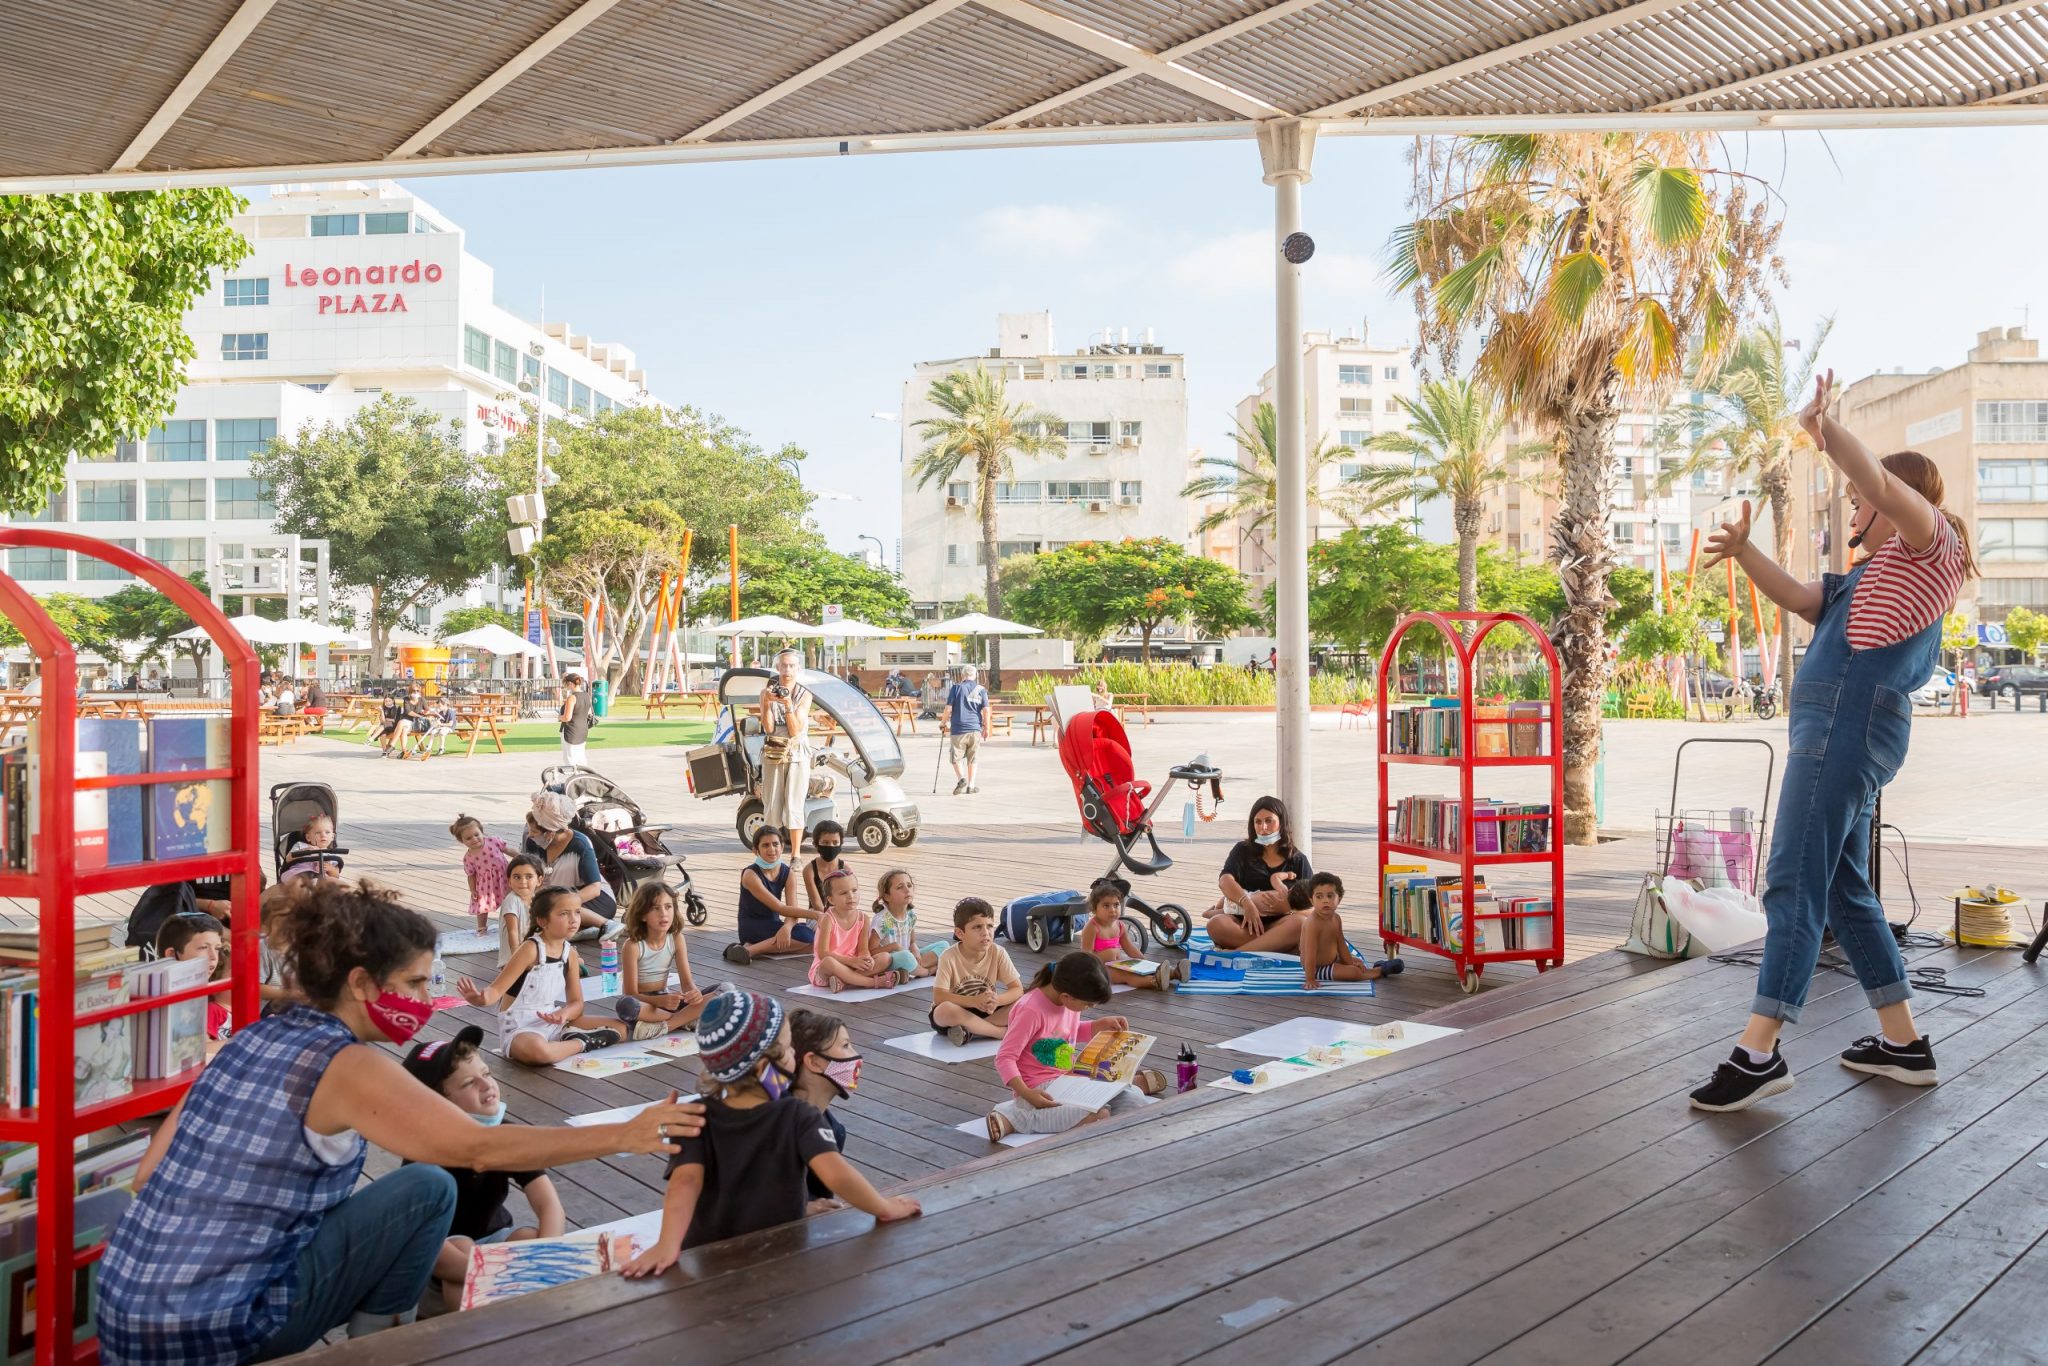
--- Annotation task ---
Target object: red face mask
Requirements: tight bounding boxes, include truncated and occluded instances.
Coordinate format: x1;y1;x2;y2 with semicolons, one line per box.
365;990;433;1045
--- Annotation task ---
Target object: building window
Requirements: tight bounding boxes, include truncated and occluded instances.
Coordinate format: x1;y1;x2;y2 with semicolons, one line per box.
223;277;269;307
1047;479;1112;503
413;214;434;234
77;538;135;581
1384;397;1401;413
994;481;1040;503
1979;458;2048;503
547;368;569;409
1118;481;1142;503
148;419;206;462
1339;430;1371;447
1059;363;1087;380
145;537;207;574
84;436;141;464
1119;421;1142;442
493;340;517;384
1338;365;1372;385
365;211;409;235
214;418;276;462
1144;362;1174;379
595;393;613;414
1979;518;2048;563
522;353;541;388
8;547;66;581
464;327;491;372
214;477;274;521
146;479;207;521
1383;366;1399;381
1978;402;2048;443
19;490;63;523
946;544;969;566
1065;421;1110;446
1338;397;1372;415
944;481;970;505
1339;463;1367;480
310;214;359;236
222;333;268;361
995;540;1040;560
571;380;591;415
75;481;136;522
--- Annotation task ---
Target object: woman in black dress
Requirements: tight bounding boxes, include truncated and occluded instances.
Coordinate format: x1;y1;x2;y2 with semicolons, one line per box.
1204;795;1311;951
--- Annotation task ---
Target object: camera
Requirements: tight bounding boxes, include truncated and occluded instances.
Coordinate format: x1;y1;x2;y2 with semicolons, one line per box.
769;682;788;699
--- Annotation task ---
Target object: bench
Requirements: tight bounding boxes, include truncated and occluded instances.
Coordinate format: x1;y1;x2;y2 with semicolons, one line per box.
645;691;717;721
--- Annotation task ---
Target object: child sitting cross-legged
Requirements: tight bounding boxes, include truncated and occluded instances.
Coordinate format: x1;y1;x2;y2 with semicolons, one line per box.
986;951;1167;1143
456;886;623;1064
869;869;943;979
620;989;919;1277
401;1026;566;1311
929;898;1022;1047
1293;872;1403;992
616;882;710;1041
810;867;908;993
1076;881;1189;991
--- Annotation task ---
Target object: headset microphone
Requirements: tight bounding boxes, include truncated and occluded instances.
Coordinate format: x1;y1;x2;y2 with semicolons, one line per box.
1848;528;1866;549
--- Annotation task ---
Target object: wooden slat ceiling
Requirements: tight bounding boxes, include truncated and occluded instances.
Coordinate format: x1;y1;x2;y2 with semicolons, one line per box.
6;0;2048;190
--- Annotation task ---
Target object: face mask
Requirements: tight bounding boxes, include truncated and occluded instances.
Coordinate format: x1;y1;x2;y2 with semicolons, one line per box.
1255;832;1280;847
760;1061;790;1101
816;845;842;860
754;855;781;870
474;1099;508;1126
822;1055;863;1097
364;991;431;1045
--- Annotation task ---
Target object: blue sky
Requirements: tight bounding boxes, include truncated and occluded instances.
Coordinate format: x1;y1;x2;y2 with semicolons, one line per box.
405;126;2048;554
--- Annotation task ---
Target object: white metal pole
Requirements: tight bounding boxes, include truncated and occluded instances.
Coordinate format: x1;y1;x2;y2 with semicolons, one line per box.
1259;119;1316;857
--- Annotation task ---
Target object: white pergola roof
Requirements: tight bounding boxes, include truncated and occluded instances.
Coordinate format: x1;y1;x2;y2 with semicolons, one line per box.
6;0;2048;191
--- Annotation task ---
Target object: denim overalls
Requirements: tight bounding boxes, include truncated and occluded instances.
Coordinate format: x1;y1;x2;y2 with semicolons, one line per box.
1752;560;1938;1022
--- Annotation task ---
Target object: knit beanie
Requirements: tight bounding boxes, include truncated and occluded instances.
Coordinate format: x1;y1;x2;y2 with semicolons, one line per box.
697;988;785;1083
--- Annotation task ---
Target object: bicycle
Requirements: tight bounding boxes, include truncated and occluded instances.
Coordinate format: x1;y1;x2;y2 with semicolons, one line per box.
1722;678;1778;722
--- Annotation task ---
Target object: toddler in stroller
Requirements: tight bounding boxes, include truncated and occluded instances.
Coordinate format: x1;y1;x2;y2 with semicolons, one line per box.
272;782;347;881
540;765;709;926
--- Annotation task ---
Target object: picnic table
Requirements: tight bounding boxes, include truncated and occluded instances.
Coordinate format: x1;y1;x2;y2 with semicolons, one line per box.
1009;702;1054;746
449;701;512;757
874;696;919;735
0;694;37;742
644;691;718;721
1108;692;1151;725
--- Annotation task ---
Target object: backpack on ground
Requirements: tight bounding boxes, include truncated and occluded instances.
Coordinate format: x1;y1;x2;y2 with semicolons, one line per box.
998;890;1081;945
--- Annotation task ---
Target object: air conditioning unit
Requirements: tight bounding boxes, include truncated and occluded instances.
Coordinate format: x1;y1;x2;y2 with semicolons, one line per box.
1088;444;1110;456
1087;501;1107;513
1117;437;1138;448
1117;496;1138;506
945;496;964;509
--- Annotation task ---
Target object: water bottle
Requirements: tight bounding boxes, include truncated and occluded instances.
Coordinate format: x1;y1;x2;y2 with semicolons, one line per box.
431;953;446;993
600;939;620;997
1176;1041;1199;1094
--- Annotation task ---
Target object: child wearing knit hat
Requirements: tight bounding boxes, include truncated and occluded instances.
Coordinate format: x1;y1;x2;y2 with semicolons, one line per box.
621;989;920;1278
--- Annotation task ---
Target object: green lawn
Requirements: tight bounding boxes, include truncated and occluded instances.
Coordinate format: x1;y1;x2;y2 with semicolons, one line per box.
333;716;714;753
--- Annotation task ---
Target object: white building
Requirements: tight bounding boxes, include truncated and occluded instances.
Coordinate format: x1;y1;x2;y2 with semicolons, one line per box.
7;181;651;626
898;312;1190;613
1232;327;1420;596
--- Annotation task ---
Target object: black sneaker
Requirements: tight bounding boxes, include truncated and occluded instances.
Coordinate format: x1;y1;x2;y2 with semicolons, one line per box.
1839;1034;1939;1086
1688;1047;1794;1112
564;1027;622;1052
722;942;751;965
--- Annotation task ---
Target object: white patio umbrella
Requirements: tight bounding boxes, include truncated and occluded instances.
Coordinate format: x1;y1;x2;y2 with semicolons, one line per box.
261;618;355;647
171;613;297;645
918;612;1044;638
443;622;545;657
706;615;824;638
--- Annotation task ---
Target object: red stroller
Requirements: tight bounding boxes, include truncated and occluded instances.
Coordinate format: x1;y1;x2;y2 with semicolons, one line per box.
1019;709;1222;954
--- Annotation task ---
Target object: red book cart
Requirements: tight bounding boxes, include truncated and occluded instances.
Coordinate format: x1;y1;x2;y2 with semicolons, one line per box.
1374;611;1566;993
0;531;261;1364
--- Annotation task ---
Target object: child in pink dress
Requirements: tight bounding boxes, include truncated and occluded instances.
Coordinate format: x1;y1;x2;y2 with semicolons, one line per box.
810;868;908;992
452;814;511;935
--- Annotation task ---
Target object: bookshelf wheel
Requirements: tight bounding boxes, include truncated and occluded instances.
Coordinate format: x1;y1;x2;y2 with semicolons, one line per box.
1458;966;1484;994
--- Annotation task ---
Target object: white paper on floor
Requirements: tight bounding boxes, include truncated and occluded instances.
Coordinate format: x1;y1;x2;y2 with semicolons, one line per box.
1216;1016;1461;1058
788;977;933;1003
436;930;498;955
549;1037;685;1077
953;1093;1158;1148
884;1032;1001;1063
564;1209;665;1244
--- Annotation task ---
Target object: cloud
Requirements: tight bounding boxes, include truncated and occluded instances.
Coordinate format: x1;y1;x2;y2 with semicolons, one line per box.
1166;229;1383;297
978;204;1118;254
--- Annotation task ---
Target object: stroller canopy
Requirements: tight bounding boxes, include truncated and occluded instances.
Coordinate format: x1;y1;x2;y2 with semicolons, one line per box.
1057;709;1150;836
717;667;905;779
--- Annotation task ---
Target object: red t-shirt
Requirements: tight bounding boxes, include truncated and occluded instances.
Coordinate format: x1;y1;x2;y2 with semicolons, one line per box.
1846;515;1965;651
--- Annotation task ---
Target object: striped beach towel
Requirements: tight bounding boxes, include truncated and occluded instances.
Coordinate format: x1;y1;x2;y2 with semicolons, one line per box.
1177;929;1375;997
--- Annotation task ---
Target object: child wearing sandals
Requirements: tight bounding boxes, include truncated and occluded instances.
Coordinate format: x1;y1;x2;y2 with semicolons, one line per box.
869;870;944;979
451;814;511;937
1076;881;1189;991
1294;873;1403;991
616;882;710;1040
929;898;1022;1046
455;886;623;1063
620;989;919;1276
986;952;1166;1142
810;867;909;993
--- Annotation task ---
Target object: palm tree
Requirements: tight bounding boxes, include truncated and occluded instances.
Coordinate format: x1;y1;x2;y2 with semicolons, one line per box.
909;366;1066;688
1183;401;1409;570
1659;316;1830;692
1392;132;1782;842
1355;378;1549;611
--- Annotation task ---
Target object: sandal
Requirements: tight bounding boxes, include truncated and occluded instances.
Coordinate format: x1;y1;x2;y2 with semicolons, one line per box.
986;1110;1015;1142
1373;958;1405;977
1134;1068;1168;1097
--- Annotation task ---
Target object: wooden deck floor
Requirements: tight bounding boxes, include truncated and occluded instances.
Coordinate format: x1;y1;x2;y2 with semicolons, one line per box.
327;932;2048;1366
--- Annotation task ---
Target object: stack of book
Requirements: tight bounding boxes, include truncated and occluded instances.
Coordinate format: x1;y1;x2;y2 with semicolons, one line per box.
1381;865;1488;947
1475;701;1551;758
3;716;230;872
1392;796;1553;854
1493;895;1555;951
0;928;176;1110
0;1132;145;1359
1385;699;1460;757
129;956;214;1082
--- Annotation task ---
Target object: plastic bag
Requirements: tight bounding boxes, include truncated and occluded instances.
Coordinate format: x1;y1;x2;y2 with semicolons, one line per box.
1658;876;1767;953
1666;818;1757;892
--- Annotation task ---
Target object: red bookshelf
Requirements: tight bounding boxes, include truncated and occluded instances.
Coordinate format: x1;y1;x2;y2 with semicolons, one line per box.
0;531;262;1365
1375;611;1566;993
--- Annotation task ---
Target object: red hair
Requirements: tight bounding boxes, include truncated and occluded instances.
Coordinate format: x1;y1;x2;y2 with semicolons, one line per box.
1881;451;1977;578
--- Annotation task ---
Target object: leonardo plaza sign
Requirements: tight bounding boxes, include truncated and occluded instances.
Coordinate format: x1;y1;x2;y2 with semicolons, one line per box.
281;257;443;316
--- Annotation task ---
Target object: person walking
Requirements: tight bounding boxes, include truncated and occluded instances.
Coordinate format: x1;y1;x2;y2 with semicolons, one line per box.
757;648;814;856
558;671;593;766
945;663;991;796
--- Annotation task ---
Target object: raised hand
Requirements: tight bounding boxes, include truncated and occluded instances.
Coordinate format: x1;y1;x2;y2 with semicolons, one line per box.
1700;499;1754;572
1799;369;1836;447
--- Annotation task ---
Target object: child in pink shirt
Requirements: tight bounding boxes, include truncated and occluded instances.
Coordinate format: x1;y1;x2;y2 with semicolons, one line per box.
987;952;1165;1142
452;814;511;935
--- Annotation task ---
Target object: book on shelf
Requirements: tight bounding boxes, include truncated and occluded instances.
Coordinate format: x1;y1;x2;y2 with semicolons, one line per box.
1385;701;1461;757
130;957;211;1081
1393;796;1553;855
1507;701;1548;756
1474;704;1509;758
71;970;132;1109
148;717;231;862
1494;896;1555;951
76;718;146;869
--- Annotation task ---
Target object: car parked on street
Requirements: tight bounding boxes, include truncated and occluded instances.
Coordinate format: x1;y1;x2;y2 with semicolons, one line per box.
1911;669;1956;708
1975;665;2048;700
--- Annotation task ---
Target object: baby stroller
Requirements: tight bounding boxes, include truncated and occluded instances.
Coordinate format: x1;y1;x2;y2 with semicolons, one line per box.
271;782;347;880
1008;710;1222;954
540;765;709;925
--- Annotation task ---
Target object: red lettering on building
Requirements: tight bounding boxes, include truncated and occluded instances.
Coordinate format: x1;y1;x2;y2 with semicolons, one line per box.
314;293;410;315
390;293;407;312
366;265;384;284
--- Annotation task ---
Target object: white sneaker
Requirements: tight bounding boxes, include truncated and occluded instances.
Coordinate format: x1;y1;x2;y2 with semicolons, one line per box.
600;918;628;942
630;1019;669;1041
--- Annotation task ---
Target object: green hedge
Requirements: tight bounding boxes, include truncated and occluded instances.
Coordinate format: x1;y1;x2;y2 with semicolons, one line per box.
1013;663;1372;707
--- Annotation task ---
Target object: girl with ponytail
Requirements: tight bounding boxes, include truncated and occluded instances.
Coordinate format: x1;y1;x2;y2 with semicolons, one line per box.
985;951;1166;1142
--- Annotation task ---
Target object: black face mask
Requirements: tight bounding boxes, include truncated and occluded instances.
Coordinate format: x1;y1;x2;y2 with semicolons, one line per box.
816;845;842;860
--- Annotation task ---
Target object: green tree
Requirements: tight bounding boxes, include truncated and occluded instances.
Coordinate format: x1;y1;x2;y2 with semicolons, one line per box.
908;366;1066;689
255;394;492;667
489;403;813;691
1394;131;1781;841
1660;315;1830;690
2002;605;2048;659
1290;525;1457;656
1358;379;1549;610
1183;401;1407;546
0;592;118;662
739;542;915;637
435;605;520;639
0;191;249;511
101;572;213;674
1008;538;1256;663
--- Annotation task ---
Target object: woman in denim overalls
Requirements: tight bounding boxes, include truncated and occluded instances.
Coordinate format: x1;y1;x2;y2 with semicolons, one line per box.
1689;372;1974;1113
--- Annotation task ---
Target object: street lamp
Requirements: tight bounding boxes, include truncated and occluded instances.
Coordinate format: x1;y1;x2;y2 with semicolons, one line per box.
857;533;887;569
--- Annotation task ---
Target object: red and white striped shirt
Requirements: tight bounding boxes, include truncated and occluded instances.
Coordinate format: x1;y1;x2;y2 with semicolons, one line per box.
1846;515;1966;651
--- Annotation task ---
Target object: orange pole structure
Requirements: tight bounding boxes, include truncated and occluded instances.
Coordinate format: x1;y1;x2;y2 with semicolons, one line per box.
672;530;693;686
1657;540;1674;613
646;573;671;693
1683;528;1702;606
